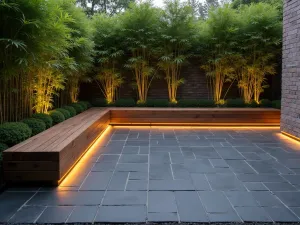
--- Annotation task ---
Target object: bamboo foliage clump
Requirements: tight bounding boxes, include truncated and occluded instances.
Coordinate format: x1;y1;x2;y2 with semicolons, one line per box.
121;2;159;104
200;6;239;103
93;14;124;104
236;3;281;103
33;70;65;113
158;0;195;103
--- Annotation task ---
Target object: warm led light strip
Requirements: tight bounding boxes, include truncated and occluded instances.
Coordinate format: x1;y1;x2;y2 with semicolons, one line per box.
110;122;280;127
282;131;300;142
58;125;112;185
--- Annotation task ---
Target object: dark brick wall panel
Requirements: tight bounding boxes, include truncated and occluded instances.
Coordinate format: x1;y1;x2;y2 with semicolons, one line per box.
281;0;300;138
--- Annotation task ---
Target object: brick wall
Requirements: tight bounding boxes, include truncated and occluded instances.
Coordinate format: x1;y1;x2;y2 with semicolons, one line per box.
79;58;281;102
281;0;300;138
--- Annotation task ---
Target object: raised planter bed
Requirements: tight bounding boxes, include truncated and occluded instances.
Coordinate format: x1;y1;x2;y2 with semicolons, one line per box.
2;107;280;185
110;108;280;126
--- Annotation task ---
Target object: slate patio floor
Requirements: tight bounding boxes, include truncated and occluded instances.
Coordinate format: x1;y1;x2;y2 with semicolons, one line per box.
1;126;300;223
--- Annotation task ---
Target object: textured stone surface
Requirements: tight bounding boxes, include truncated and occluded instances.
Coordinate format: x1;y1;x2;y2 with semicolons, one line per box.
281;0;300;139
1;127;300;223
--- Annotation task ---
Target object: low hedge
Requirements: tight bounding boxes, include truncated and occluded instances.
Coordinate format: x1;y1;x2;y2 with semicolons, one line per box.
115;98;136;107
78;101;91;109
49;110;65;125
272;100;281;109
22;118;46;136
55;108;71;119
0;122;32;146
32;113;53;128
0;143;8;160
77;101;88;110
62;106;77;117
69;103;84;114
91;98;107;107
226;99;246;108
178;99;199;107
177;99;216;107
260;99;272;107
146;99;169;107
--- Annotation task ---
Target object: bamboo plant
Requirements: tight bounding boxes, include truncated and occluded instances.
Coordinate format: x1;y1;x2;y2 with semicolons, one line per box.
121;2;160;104
157;0;195;103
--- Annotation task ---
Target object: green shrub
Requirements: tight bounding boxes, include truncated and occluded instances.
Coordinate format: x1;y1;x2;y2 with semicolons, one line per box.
0;143;8;160
199;99;216;107
22;118;46;136
115;98;136;107
272;100;281;109
146;99;169;107
77;101;88;110
91;98;108;107
246;100;259;108
69;103;84;114
55;108;71;119
0;122;32;146
226;99;246;107
32;113;53;128
62;106;76;117
260;99;272;107
79;101;92;109
49;110;65;125
178;99;199;107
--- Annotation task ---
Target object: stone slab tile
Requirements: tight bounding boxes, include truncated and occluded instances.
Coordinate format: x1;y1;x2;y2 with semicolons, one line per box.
149;180;195;191
67;206;98;223
95;206;146;223
274;192;300;207
264;207;300;222
147;212;178;222
0;192;34;222
175;191;208;222
198;191;234;213
207;211;242;222
126;180;147;191
8;206;45;223
225;191;259;207
36;206;73;223
235;207;272;222
190;174;211;191
244;182;268;191
27;191;105;206
102;191;147;206
119;154;148;163
148;191;177;213
107;172;128;191
80;172;112;191
206;174;246;191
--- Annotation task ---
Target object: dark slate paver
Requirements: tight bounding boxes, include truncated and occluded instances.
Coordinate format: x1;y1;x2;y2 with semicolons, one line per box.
147;212;178;222
36;206;74;223
66;206;98;223
8;206;45;223
175;191;208;222
148;191;177;213
95;206;146;222
102;191;147;206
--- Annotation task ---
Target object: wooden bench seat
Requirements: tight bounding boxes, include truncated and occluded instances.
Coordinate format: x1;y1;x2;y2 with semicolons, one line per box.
3;108;110;185
3;107;280;185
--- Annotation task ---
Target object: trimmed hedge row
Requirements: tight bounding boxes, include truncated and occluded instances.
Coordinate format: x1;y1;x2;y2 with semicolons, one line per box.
0;102;90;148
91;98;281;109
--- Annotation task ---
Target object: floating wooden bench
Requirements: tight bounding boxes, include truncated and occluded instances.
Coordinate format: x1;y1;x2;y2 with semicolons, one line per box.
3;107;280;185
3;108;110;185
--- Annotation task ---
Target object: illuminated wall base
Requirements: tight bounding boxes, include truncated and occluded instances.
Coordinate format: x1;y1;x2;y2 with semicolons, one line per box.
282;131;300;143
